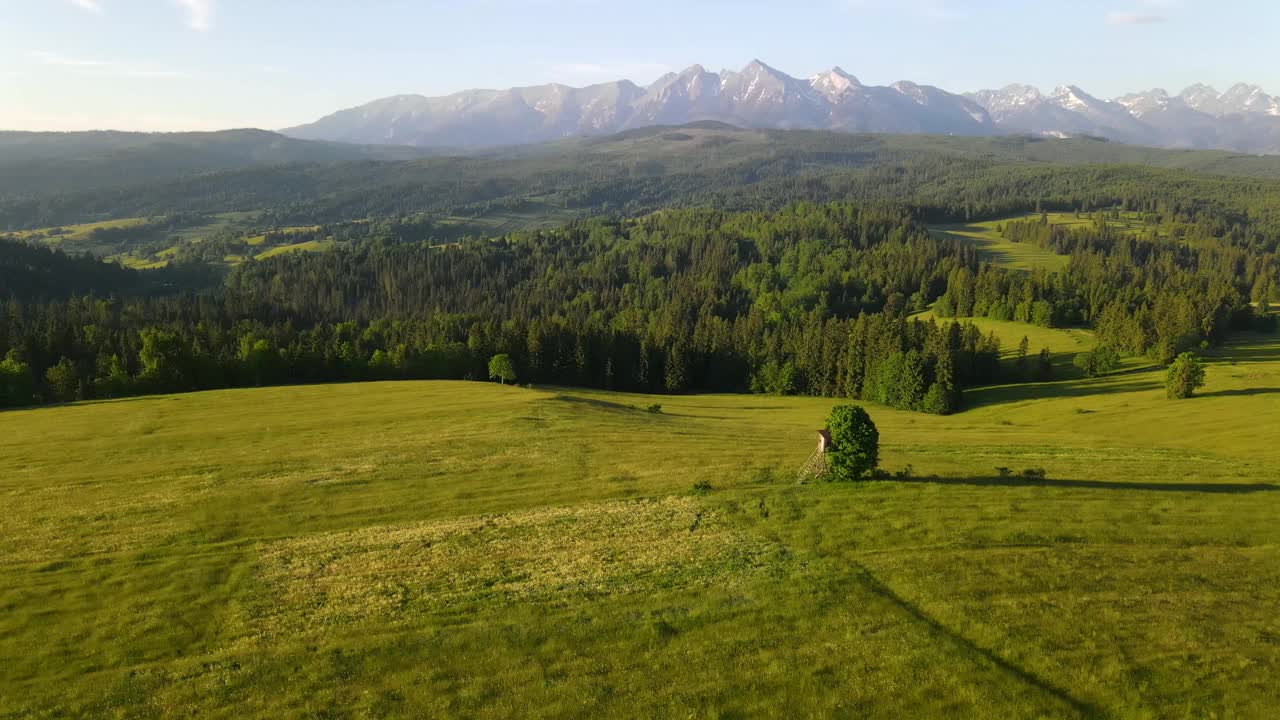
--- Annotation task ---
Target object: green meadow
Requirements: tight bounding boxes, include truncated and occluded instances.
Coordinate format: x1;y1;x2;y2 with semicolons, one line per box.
2;323;1279;718
930;211;1186;273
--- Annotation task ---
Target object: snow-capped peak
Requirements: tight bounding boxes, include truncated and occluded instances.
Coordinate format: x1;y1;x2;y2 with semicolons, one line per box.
809;66;862;100
1050;85;1094;111
1221;83;1280;115
1116;89;1170;118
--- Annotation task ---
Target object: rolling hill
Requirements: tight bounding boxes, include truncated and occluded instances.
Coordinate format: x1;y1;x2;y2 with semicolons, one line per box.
8;127;1280;232
2;329;1278;717
0;129;434;198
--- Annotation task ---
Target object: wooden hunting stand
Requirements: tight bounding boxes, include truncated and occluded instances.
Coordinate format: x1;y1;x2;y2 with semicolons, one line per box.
796;429;832;481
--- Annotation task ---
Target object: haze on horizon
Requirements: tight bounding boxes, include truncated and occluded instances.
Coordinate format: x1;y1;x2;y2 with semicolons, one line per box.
0;0;1276;133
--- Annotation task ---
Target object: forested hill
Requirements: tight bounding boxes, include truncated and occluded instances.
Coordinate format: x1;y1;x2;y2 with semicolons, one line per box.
8;127;1280;230
2;202;1274;413
0;129;434;199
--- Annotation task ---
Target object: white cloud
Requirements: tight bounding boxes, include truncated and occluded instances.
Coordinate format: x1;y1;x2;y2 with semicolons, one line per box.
30;50;186;79
1106;11;1167;25
174;0;214;31
70;0;104;14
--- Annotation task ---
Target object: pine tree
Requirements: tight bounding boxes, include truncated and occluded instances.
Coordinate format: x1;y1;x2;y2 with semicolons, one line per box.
1016;336;1030;378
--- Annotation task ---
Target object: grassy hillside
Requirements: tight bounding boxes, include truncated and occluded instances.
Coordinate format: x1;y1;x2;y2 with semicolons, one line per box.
929;222;1070;272
931;211;1194;272
2;332;1278;718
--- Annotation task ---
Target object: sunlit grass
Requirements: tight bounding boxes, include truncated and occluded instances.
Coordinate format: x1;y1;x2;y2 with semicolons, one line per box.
930;210;1183;273
1;333;1278;717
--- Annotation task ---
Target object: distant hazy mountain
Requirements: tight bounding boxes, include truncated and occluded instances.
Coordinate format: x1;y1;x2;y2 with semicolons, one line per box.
0;129;434;197
284;62;1280;154
970;83;1280;153
284;60;994;148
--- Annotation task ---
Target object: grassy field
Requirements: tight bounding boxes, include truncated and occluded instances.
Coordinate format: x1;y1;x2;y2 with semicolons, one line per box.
2;332;1279;718
244;225;322;246
930;211;1182;272
3;217;149;243
437;200;580;236
930;221;1069;272
911;310;1109;382
255;238;335;259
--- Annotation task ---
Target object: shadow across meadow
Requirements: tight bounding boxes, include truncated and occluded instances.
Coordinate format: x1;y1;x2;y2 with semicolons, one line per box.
886;475;1279;495
962;377;1162;408
1194;387;1280;399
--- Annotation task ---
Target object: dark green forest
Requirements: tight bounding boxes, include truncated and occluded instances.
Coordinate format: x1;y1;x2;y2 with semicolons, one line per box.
2;128;1278;412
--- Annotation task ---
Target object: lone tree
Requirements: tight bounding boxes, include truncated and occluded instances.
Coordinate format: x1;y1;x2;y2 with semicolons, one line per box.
488;354;517;385
1165;352;1206;399
1073;345;1120;378
826;405;879;481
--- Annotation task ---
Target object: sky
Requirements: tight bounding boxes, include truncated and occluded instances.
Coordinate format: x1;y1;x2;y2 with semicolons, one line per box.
0;0;1276;132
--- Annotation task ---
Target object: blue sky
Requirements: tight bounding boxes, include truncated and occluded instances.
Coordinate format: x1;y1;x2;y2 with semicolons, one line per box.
0;0;1275;132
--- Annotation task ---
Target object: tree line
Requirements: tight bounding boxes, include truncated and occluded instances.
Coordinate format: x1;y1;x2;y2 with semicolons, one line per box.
2;205;1010;412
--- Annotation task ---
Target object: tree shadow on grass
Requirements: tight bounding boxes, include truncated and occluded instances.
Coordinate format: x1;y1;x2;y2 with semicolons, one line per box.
963;377;1162;409
851;561;1101;718
1194;387;1280;399
550;394;646;414
0;394;173;415
886;476;1278;494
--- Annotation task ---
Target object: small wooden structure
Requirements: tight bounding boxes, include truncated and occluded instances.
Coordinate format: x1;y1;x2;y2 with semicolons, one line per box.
797;429;832;481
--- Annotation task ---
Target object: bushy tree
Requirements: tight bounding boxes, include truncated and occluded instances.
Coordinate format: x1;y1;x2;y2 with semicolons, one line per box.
94;354;131;399
138;328;189;392
44;357;79;403
1073;345;1120;378
827;405;879;481
1031;300;1056;328
1165;352;1206;399
0;350;34;407
488;353;517;385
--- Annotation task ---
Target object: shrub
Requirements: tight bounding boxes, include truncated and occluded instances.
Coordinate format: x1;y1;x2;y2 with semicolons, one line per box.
646;403;664;414
995;466;1012;478
691;480;712;495
1073;345;1120;378
1165;352;1206;399
826;405;880;481
1022;468;1047;480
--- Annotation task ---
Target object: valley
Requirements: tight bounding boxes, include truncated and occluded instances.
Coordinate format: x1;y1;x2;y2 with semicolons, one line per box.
4;25;1280;714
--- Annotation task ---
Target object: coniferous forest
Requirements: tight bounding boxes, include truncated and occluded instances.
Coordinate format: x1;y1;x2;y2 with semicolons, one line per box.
2;130;1278;413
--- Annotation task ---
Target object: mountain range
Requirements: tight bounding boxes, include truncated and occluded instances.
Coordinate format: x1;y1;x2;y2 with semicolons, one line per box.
284;61;1280;154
